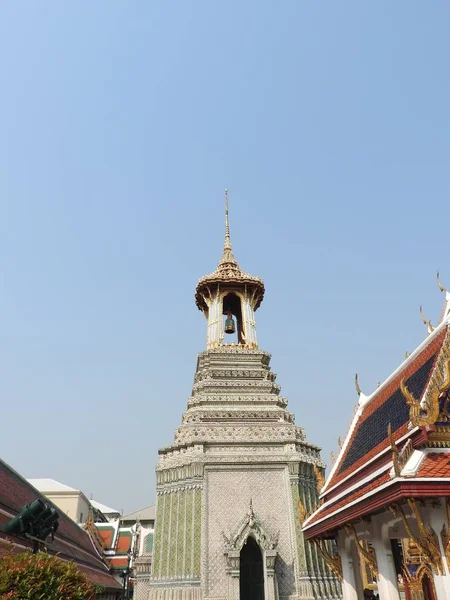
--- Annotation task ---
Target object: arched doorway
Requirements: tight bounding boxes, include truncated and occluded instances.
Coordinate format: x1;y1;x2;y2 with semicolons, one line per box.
422;573;436;600
240;536;264;600
222;292;244;344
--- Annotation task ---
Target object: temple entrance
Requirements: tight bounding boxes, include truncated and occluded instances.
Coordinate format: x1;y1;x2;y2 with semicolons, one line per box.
239;537;265;600
421;574;436;600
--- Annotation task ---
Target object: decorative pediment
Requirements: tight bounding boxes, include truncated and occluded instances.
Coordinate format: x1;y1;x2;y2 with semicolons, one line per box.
222;499;279;553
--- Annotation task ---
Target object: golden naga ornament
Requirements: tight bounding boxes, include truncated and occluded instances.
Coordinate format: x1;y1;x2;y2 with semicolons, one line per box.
440;499;450;571
390;499;444;575
344;523;378;576
313;463;325;493
297;498;308;524
400;328;450;427
310;538;343;581
400;357;450;427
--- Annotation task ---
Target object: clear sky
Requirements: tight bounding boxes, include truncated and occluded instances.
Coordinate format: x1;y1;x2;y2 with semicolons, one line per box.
1;1;449;514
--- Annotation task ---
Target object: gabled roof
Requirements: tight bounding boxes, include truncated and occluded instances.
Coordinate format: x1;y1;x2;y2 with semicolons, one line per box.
122;504;155;521
28;478;77;493
0;460;121;591
303;317;450;537
324;323;447;496
91;499;119;515
96;521;120;549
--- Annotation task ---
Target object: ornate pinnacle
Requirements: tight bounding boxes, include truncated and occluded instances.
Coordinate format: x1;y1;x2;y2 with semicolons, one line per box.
219;189;238;268
224;189;231;252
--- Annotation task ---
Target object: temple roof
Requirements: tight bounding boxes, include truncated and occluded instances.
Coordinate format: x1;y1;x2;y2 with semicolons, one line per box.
90;499;120;515
122;504;155;521
195;191;265;312
0;459;121;591
303;310;450;538
28;478;77;493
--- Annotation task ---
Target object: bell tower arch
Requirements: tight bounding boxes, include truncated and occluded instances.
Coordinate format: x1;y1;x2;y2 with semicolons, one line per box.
195;190;264;349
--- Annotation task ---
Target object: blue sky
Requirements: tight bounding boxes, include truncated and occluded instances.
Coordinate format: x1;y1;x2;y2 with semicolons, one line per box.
1;1;449;513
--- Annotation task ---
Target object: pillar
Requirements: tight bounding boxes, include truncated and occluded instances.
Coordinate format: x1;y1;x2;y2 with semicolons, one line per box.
226;551;240;600
426;501;450;600
371;519;400;600
337;530;359;600
265;550;278;600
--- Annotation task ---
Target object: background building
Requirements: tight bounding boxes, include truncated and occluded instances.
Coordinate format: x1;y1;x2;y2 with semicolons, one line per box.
28;478;97;524
0;459;121;599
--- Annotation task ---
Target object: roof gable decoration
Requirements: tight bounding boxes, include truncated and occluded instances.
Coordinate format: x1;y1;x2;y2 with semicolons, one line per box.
83;508;106;559
388;425;415;478
321;324;449;496
400;326;450;428
222;499;279;553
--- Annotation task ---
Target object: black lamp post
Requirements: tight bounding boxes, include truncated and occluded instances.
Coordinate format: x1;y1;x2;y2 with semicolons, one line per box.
120;550;133;600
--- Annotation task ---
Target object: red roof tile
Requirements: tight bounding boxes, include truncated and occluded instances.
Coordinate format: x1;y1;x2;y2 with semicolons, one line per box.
417;453;450;478
306;470;391;527
324;328;446;494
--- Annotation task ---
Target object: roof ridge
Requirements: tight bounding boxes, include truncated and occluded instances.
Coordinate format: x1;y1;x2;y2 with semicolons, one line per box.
322;323;449;494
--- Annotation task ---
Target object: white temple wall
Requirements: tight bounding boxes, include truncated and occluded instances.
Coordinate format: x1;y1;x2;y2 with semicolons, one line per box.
203;466;296;600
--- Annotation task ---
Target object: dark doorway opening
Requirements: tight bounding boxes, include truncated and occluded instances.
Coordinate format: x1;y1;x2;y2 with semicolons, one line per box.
240;537;265;600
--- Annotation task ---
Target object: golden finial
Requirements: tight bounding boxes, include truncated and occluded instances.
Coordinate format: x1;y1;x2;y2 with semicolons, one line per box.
405;351;410;359
437;271;447;294
224;188;231;251
420;305;434;333
337;437;342;449
354;373;361;396
330;451;336;464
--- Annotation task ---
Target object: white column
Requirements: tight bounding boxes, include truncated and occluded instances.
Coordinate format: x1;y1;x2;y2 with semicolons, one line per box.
426;502;450;600
371;520;400;600
242;298;257;347
337;531;359;600
265;550;278;600
207;294;222;348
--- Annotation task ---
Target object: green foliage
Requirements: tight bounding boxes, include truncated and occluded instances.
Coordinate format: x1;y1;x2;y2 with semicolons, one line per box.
0;549;96;600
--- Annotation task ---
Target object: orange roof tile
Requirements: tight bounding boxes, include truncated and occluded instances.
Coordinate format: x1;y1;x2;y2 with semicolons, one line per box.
306;470;391;527
417;453;450;478
324;328;446;494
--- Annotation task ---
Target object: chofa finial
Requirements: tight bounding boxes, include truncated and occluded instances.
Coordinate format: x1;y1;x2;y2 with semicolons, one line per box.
437;271;447;294
420;305;434;333
354;373;361;397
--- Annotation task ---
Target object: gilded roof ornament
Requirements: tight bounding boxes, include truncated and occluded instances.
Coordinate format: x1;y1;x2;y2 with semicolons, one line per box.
420;305;434;333
400;329;450;427
387;423;401;477
354;373;361;396
311;538;342;581
437;271;447;294
313;463;325;493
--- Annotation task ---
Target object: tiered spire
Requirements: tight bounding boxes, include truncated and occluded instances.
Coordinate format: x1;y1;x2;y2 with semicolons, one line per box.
217;189;240;273
195;189;265;313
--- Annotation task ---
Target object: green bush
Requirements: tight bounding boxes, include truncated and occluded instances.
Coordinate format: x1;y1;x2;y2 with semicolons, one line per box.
0;549;96;599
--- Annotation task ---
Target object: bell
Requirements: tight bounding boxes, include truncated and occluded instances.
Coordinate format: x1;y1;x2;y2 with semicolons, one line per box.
224;314;236;334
